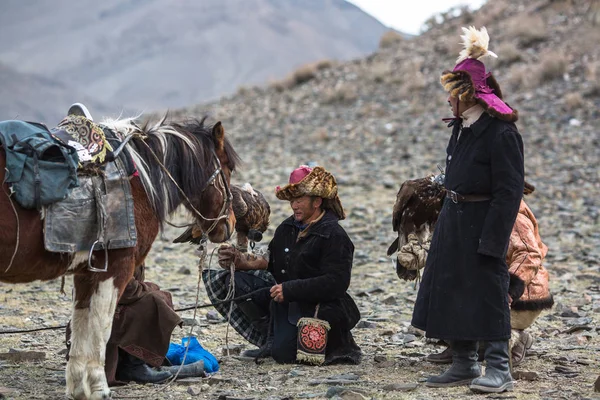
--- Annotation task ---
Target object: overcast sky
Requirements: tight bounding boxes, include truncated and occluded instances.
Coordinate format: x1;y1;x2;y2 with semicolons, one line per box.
347;0;487;35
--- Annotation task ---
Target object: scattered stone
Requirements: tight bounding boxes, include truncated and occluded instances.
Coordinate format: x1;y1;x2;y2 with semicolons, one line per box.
555;365;578;375
187;386;202;396
382;383;418;391
222;344;244;356
373;354;388;363
0;387;17;397
178;266;192;275
382;295;397;305
402;334;417;344
297;393;325;399
209;376;236;385
0;350;46;362
375;360;395;368
310;373;360;386
206;310;221;321
380;329;395;336
355;320;377;329
594;375;600;392
512;371;540;381
325;386;368;399
560;309;581;318
288;369;307;377
406;325;424;337
181;317;201;327
561;325;592;334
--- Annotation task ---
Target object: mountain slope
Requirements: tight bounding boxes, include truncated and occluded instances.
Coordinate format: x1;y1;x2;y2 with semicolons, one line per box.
0;0;388;123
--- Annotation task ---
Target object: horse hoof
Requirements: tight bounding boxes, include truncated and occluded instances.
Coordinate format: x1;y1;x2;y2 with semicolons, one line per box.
90;390;112;400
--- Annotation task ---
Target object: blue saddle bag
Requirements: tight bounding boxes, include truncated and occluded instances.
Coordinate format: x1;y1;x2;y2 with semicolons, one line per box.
0;120;79;209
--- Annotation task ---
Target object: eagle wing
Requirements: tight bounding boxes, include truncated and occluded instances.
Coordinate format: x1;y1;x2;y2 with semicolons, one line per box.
387;180;417;255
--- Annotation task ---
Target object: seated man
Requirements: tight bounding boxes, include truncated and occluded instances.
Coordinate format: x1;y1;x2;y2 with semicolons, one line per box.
216;165;362;364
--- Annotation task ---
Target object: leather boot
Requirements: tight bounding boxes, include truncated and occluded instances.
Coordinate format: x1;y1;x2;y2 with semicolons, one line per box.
425;341;481;387
470;340;515;393
116;352;173;384
161;360;206;379
426;346;453;364
239;336;273;361
511;330;533;367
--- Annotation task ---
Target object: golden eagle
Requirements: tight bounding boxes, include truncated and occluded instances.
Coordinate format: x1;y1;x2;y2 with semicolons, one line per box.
387;174;446;281
174;183;270;250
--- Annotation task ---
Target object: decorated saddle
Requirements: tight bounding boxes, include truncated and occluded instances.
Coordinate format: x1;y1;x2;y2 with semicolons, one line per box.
0;114;138;258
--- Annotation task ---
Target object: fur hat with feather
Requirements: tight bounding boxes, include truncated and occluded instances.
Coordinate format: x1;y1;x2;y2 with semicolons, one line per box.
441;26;518;122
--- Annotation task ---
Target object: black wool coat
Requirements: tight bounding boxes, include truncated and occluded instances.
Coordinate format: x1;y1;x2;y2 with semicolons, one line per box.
412;112;525;341
269;210;361;362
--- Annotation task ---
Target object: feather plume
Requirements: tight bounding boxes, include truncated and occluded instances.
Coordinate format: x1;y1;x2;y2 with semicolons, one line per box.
456;26;498;63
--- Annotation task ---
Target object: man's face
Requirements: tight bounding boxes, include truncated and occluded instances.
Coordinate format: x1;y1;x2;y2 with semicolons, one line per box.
448;95;475;116
290;195;321;224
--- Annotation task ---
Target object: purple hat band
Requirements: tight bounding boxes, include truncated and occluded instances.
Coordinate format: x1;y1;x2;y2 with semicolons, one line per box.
453;58;513;115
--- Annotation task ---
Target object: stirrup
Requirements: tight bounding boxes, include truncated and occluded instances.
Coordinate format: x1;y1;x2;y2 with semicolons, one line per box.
68;103;94;121
88;240;109;272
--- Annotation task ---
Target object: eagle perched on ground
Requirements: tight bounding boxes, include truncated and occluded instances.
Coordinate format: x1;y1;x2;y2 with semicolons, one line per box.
174;183;271;250
387;174;446;281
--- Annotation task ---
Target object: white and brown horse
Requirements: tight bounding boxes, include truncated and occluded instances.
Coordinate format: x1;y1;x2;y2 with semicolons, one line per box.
0;116;239;399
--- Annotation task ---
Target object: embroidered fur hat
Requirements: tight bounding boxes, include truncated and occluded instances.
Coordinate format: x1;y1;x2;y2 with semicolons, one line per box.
275;165;345;220
440;26;518;122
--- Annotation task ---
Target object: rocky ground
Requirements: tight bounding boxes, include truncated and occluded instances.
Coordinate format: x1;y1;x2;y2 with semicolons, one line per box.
1;0;599;399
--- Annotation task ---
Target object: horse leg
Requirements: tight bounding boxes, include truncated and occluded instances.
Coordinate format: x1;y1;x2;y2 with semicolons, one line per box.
66;256;133;400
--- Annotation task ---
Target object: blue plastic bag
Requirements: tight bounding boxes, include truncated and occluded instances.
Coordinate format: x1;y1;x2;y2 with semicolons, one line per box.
166;336;219;373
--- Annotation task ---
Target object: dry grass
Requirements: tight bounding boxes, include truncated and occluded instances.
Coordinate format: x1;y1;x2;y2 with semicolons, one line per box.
496;42;522;67
509;14;548;47
269;63;319;92
314;59;335;71
585;61;600;82
379;30;403;49
533;51;568;84
564;92;584;110
397;60;428;94
368;61;393;83
507;65;528;90
321;83;358;105
268;60;335;92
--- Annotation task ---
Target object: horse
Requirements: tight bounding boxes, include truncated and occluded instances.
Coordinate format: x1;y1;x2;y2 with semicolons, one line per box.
0;116;240;400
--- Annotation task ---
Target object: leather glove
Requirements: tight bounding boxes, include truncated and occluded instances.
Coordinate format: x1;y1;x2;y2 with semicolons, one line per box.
397;233;430;271
217;245;241;269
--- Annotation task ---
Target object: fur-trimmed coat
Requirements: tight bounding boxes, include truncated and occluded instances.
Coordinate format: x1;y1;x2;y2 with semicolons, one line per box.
270;210;362;363
507;200;553;311
398;199;553;313
411;113;524;341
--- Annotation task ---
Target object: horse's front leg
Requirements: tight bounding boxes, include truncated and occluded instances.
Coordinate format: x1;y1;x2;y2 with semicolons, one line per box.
66;256;132;400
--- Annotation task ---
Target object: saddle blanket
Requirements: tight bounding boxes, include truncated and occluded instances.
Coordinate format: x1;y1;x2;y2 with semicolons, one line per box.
44;158;137;253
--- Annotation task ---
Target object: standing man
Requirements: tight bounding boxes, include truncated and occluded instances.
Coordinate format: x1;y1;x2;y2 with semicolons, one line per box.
411;27;524;393
217;165;361;365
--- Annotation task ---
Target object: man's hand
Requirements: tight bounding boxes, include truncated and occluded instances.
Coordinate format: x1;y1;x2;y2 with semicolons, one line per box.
270;284;284;303
218;245;241;270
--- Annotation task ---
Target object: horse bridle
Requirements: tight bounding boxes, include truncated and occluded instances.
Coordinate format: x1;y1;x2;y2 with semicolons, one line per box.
194;148;234;237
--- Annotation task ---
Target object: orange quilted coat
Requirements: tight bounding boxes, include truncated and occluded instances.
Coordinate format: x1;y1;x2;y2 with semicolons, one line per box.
507;200;554;311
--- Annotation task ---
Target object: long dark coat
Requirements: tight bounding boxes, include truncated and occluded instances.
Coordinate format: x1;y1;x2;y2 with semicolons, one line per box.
412;112;524;341
270;210;362;362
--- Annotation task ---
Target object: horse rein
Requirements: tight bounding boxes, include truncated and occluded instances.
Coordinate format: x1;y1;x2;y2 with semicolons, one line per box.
138;139;233;237
194;149;233;237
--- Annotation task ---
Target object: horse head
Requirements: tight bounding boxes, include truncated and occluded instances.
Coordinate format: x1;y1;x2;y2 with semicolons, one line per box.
105;115;240;244
180;119;239;243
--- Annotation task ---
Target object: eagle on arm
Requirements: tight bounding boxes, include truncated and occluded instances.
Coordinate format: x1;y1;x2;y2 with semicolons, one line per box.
174;183;271;251
387;174;446;281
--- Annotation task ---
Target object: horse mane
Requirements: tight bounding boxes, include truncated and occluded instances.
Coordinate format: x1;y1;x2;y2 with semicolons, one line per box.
100;115;240;227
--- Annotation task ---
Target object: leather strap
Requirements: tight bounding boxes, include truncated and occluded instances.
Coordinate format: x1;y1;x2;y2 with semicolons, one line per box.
446;190;492;203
